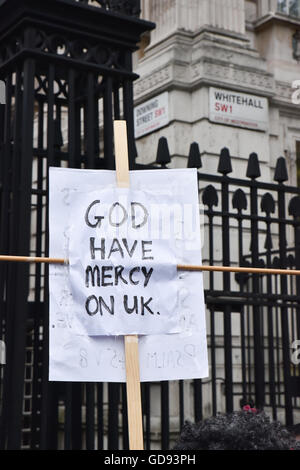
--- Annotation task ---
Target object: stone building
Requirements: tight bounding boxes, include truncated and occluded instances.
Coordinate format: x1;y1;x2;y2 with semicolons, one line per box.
134;0;300;185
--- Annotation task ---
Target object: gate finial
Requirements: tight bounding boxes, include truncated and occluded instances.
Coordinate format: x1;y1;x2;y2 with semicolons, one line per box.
232;188;247;211
156;136;170;167
202;184;218;208
217;147;232;175
288;196;300;217
274;156;288;183
187;142;202;169
246;152;261;179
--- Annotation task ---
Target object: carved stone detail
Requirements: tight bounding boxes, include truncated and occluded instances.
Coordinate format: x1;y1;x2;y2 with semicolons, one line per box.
134;59;275;100
275;81;294;102
134;65;172;98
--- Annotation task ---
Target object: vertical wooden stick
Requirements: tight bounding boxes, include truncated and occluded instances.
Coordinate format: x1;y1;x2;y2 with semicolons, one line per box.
114;120;144;450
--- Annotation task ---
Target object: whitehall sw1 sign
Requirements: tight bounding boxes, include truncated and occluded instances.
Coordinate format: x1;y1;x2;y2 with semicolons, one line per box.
134;92;169;138
209;87;268;131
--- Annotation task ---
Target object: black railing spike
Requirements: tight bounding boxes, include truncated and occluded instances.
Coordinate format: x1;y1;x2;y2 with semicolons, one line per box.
232;188;247;211
246;152;261;179
187;142;202;169
217;147;232;175
156;136;171;166
54;119;63;148
274;156;288;183
132;140;138;161
261;193;275;250
287;254;295;268
288;195;300;217
264;231;273;250
235;258;251;286
0;103;5;143
202;184;218;208
261;192;275;215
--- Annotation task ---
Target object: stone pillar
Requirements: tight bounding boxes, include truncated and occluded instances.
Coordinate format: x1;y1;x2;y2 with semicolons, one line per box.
258;0;279;17
141;0;246;44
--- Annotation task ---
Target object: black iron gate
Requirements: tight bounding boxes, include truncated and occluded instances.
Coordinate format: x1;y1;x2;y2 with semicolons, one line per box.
0;0;299;450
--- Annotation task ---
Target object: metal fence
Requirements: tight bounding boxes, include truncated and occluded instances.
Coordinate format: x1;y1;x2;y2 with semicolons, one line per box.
134;144;300;450
197;149;300;425
0;0;299;450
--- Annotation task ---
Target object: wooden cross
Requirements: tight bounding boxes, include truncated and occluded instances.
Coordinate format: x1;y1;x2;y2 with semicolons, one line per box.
114;120;144;451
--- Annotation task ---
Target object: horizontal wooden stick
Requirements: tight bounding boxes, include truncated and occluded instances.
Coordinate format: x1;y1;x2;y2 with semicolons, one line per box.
177;264;300;276
0;255;67;264
0;255;299;276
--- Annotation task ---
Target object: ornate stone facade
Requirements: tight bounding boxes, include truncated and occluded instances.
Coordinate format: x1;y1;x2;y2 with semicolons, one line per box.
134;0;300;188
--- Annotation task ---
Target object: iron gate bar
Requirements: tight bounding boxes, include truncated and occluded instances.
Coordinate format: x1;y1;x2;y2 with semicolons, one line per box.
161;381;169;451
278;184;293;425
97;383;104;450
193;378;203;422
179;380;184;429
210;307;217;416
122;383;129;450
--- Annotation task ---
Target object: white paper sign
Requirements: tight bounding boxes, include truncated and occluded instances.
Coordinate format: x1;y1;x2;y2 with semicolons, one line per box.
68;187;179;335
209;87;268;131
49;168;208;382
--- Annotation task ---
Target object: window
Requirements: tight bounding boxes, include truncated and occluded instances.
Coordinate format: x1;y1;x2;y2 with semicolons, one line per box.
277;0;300;17
297;141;300;186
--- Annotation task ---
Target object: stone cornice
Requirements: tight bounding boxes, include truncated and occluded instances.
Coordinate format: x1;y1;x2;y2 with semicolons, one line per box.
134;59;275;102
191;59;274;96
134;63;173;102
254;12;300;31
275;81;294;101
273;81;300;116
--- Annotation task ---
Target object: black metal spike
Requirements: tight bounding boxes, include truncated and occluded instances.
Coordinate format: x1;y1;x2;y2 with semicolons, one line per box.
0;103;5;143
232;188;247;211
132;140;138;161
288;196;300;217
274;156;288;183
54;119;63;149
287;254;295;268
217;147;232;175
264;231;273;250
187;142;202;169
272;256;280;268
246;152;261;179
156;136;170;166
235;258;250;286
261;192;275;215
202;185;218;208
